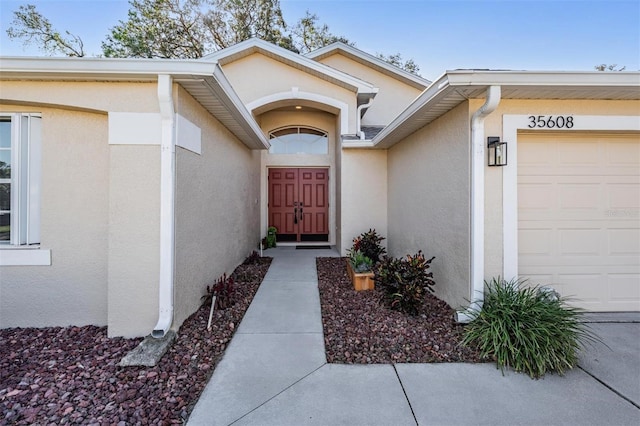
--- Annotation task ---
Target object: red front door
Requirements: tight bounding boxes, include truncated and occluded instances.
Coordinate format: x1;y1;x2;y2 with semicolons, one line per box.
268;168;329;242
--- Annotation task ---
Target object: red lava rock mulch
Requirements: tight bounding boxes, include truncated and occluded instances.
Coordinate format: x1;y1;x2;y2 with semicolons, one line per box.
317;257;483;364
0;256;272;425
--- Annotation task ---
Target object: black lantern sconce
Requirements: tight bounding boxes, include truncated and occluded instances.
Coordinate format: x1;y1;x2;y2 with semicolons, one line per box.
487;137;507;166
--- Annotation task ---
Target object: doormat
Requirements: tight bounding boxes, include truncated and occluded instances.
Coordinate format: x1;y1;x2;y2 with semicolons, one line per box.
296;245;332;250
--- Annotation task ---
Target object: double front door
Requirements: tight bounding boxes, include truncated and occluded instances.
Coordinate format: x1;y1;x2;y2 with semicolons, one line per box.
268;168;329;242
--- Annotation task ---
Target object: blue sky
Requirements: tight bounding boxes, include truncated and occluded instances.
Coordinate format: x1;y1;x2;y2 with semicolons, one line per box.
1;0;638;80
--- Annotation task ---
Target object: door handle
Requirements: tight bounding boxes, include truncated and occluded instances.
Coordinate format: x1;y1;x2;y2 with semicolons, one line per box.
299;203;303;221
294;202;298;224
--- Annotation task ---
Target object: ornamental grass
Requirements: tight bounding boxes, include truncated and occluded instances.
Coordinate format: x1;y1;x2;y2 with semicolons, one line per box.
461;277;600;379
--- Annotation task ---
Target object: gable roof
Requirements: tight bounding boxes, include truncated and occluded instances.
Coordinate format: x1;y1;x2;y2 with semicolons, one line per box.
202;38;378;105
373;70;640;149
0;56;269;149
305;42;431;90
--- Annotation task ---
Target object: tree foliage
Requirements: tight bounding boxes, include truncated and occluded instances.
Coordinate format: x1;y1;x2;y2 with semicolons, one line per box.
6;0;421;73
7;4;85;57
594;63;626;72
292;10;352;54
102;0;294;58
377;52;421;75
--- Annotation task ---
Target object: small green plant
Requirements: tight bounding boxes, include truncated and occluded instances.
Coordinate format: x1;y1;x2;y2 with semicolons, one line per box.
351;229;386;262
201;273;235;310
266;226;277;248
460;277;600;379
374;251;435;315
349;250;373;273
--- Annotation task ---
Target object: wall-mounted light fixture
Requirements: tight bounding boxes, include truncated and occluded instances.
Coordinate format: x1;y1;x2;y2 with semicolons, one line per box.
295;105;302;110
488;137;507;166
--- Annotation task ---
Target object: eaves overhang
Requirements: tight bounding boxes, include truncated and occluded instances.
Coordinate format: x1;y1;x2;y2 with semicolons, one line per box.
202;38;379;102
372;70;640;149
0;56;269;150
305;42;431;90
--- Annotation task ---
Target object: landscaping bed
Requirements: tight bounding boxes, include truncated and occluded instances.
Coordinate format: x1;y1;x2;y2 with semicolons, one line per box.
0;256;272;425
317;257;484;364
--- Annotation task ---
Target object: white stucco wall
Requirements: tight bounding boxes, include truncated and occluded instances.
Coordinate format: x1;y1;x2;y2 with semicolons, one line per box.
315;53;423;126
387;102;471;310
0;81;163;337
107;145;161;337
339;149;388;255
221;53;359;134
173;86;262;331
0;105;110;328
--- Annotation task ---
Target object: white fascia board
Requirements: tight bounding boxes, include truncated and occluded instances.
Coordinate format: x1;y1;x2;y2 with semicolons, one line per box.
373;69;640;148
372;72;452;148
0;56;269;150
201;38;378;96
0;56;221;80
446;69;640;88
306;42;431;89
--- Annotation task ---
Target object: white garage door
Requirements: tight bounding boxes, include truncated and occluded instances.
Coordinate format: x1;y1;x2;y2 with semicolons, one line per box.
518;132;640;311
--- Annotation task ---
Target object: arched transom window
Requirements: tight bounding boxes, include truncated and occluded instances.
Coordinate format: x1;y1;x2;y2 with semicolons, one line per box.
268;126;328;155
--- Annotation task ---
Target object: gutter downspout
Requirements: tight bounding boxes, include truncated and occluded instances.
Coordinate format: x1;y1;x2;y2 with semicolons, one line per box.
356;98;374;140
152;74;176;338
456;85;501;323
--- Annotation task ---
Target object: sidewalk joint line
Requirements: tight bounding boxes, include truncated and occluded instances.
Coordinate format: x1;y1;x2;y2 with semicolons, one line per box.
577;365;640;410
393;364;419;426
228;363;328;425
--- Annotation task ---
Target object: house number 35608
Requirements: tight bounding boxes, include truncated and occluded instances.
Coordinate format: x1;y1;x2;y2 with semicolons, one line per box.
528;115;574;129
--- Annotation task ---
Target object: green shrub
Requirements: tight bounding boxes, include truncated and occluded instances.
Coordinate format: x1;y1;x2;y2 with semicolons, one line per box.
351;229;386;262
461;277;599;379
349;250;373;273
374;251;435;315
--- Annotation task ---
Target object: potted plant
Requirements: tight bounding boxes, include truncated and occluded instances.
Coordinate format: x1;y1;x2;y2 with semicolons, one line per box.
347;250;375;291
346;229;386;291
265;226;277;248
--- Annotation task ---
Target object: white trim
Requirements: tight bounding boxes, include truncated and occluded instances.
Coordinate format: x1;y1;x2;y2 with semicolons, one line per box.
305;42;431;89
502;114;640;280
175;114;201;154
469;86;501;306
246;90;350;136
108;113;162;145
0;248;51;266
201;38;378;95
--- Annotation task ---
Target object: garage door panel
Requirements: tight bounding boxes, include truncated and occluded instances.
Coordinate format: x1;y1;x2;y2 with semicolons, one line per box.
608;228;640;255
607;139;640;167
559;229;600;255
557;140;599;166
518;132;640;311
558;183;601;210
609;274;640;309
608;183;640;209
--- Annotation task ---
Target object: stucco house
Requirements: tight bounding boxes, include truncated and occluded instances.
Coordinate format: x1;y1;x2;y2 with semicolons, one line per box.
1;39;638;338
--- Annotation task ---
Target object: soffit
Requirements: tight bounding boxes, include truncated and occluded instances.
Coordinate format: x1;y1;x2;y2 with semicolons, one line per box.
176;76;268;150
0;56;269;150
373;70;640;149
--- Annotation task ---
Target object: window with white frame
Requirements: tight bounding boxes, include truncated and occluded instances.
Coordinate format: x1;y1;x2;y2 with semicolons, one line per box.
0;113;42;246
268;126;328;154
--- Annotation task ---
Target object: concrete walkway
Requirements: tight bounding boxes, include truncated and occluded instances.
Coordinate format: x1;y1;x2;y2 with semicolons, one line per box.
188;247;640;426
